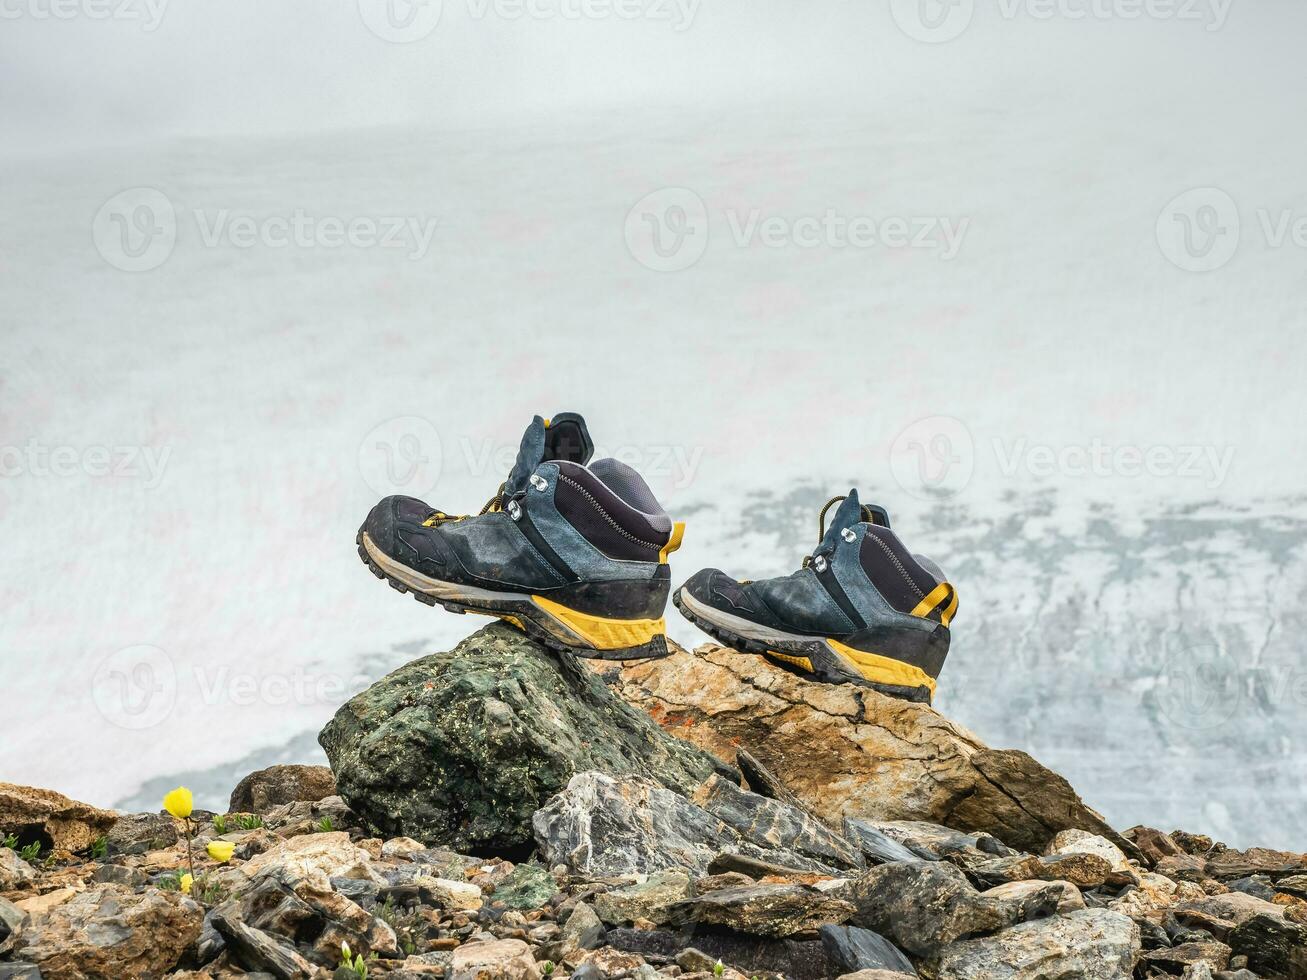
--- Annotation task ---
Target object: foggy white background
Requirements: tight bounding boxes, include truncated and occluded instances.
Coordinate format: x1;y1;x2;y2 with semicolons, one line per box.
3;0;1307;846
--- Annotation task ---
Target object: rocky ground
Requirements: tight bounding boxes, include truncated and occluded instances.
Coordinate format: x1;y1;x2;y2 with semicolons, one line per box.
2;624;1306;980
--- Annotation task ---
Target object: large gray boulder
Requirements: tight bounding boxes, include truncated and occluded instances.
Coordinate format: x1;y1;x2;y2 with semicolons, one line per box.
319;624;728;853
533;771;854;877
692;774;865;873
922;909;1139;980
849;861;1062;958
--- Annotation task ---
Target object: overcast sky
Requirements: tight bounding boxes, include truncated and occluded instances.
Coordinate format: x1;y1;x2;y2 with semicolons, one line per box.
4;0;1303;152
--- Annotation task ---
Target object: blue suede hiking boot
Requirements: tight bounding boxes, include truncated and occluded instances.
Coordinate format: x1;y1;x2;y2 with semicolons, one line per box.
358;413;684;660
673;490;956;703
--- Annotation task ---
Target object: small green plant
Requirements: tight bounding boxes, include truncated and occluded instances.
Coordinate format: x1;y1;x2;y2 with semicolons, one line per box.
713;961;725;978
212;814;228;835
18;841;41;863
157;873;182;892
316;816;335;833
196;875;229;905
376;895;419;956
541;962;555;976
90;836;109;860
235;813;263;831
2;833;18;850
339;942;368;979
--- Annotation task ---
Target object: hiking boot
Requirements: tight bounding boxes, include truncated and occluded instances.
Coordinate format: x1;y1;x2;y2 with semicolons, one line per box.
673;490;955;702
358;413;684;660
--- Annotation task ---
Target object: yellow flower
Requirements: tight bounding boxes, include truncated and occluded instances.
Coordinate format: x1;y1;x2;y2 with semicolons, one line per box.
163;787;193;820
179;872;194;895
206;840;236;863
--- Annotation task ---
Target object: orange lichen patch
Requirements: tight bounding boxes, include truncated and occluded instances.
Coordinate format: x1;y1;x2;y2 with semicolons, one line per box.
758;872;833;887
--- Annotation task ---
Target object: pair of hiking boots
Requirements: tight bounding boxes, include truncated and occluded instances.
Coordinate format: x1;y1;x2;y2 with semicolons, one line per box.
358;413;956;704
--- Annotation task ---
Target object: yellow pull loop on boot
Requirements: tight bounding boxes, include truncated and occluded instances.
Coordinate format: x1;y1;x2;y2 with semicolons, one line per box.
659;521;685;564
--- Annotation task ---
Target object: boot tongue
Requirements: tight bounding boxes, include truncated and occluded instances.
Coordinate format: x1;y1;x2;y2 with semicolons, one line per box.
818;490;865;551
504;413;594;495
817;490;893;552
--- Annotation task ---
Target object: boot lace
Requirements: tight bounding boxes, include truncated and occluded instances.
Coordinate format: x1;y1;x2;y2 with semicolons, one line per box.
420;482;507;528
802;495;884;567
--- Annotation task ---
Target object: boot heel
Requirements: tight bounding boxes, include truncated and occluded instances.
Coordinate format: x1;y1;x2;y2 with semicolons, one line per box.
529;594;669;660
583;632;670;662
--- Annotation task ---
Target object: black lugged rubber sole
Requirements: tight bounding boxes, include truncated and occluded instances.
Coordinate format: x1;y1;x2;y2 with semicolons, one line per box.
356;528;670;662
672;588;934;704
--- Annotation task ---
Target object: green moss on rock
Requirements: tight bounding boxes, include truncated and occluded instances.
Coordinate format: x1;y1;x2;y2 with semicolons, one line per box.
319;624;728;854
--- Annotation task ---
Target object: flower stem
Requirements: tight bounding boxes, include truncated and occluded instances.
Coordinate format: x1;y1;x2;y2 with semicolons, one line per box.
184;817;196;881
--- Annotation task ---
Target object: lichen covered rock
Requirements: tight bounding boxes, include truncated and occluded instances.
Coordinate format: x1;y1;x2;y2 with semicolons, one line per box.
606;646;1136;857
0;783;118;854
16;885;202;980
319;624;728;853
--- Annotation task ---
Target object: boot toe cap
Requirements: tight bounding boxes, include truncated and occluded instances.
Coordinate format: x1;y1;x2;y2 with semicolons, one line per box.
683;568;762;617
363;494;431;552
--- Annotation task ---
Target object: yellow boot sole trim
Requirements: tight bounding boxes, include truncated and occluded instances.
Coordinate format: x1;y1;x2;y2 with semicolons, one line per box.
826;638;938;697
530;595;665;651
766;650;815;672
